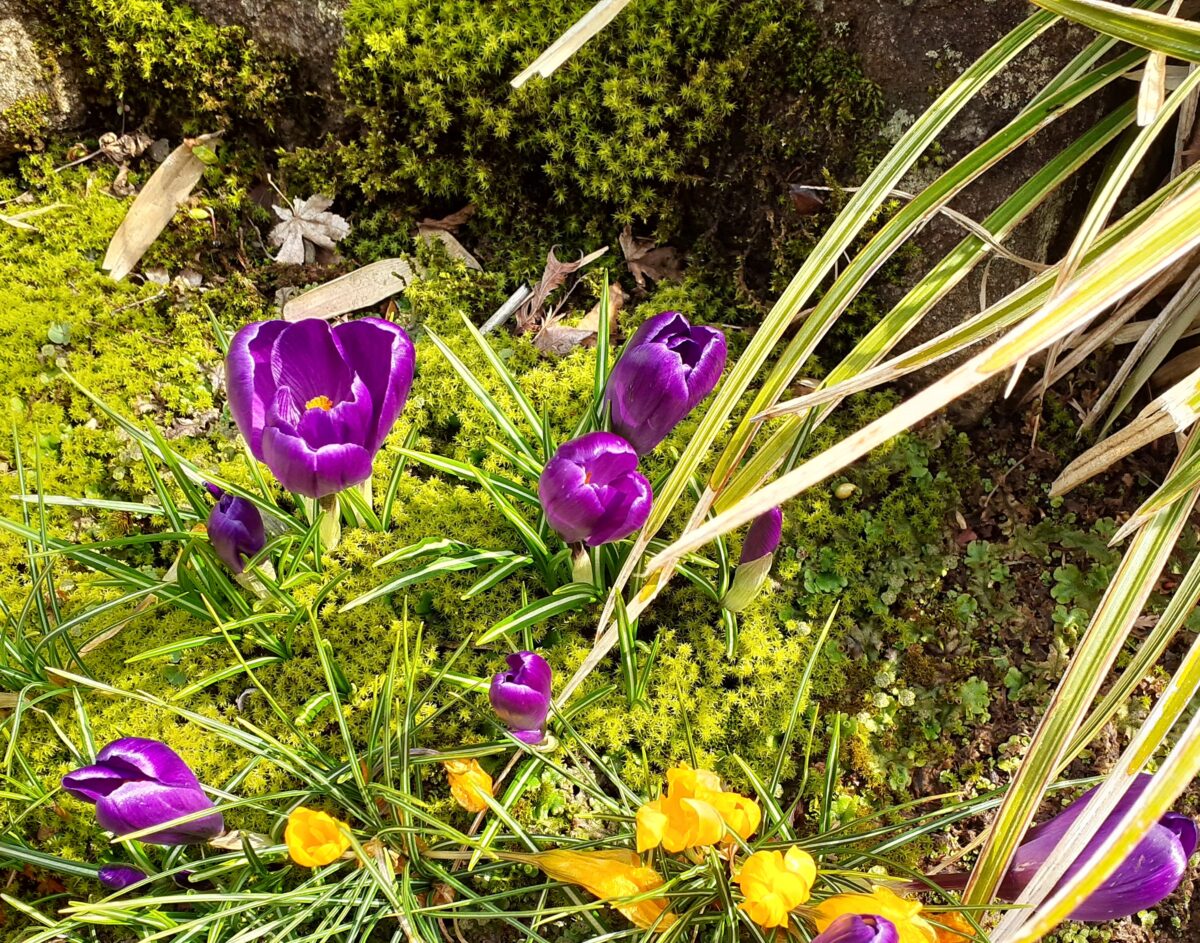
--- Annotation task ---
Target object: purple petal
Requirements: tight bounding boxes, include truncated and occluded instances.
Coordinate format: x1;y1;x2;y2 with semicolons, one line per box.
269;319;354;407
98;865;148;890
740;508;783;564
490;652;552;732
332;318;416;453
62;763;130;803
95;780;224;845
94;738;206;790
261;428;374;498
812;915;899;943
226;320;289;459
607;344;691;455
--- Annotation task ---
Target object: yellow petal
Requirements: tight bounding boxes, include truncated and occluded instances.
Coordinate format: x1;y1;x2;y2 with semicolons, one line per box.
710;790;763;841
636;799;669;853
285;807;351;867
444;758;493;813
735;848;817;929
666;764;722;798
527;849;676;932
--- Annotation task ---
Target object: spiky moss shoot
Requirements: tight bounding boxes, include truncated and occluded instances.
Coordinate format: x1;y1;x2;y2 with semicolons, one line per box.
26;0;288;129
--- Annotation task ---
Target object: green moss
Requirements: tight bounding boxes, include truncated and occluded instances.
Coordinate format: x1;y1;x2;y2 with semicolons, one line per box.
284;0;881;272
0;94;55;152
27;0;288;129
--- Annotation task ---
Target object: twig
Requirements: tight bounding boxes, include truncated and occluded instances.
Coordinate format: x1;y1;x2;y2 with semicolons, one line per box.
482;284;532;334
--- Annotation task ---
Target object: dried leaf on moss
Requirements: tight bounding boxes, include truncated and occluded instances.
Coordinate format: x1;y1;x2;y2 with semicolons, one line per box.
269;194;350;265
619;225;683;288
102;133;219;282
515;245;607;333
282;258;416;321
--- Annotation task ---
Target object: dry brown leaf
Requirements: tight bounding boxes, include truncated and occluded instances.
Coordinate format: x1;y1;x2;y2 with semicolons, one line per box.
535;281;624;355
577;281;625;342
515;245;607;333
618;225;683;288
283;258;416;321
270;194;350;265
788;184;826;216
99;130;154;164
419;205;476;232
102;133;221;282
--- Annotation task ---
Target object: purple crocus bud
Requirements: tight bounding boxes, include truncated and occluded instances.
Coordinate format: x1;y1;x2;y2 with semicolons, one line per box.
62;738;224;845
225;317;415;498
490;651;552;743
812;915;899;943
605;311;726;455
98;864;148;890
538;432;652;547
740;507;783;564
933;774;1197;921
206;487;265;574
723;507;783;613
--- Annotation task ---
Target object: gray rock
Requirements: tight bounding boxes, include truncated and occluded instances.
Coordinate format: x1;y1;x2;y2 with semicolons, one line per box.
188;0;345;101
822;1;1110;419
0;0;85;156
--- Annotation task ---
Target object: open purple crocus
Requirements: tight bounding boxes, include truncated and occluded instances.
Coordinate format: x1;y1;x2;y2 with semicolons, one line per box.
226;317;415;498
538;432;652;546
812;915;899;943
935;774;1197;921
205;484;265;574
490;651;552;744
605;311;726;455
62;738;224;845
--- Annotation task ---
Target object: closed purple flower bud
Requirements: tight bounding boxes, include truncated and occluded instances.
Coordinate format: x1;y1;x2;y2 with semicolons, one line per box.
740;507;783;564
605;311;726;455
934;774;1197;921
226;317;415;498
98;864;148;890
206;487;265;574
812;915;899;943
490;651;552;743
1004;774;1198;921
62;738;224;845
724;507;783;612
538;432;652;547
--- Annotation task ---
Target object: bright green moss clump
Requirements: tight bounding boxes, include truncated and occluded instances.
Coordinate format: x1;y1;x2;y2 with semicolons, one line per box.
327;0;881;242
28;0;287;128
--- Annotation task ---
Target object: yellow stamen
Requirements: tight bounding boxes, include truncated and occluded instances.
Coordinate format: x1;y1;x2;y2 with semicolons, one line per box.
306;395;334;411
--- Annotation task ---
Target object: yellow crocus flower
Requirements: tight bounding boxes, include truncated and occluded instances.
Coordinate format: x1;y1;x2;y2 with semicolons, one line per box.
635;763;762;853
735;846;817;928
285;807;351;867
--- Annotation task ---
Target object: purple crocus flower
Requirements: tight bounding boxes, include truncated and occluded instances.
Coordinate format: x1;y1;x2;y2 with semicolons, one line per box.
225;317;415;498
812;915;899;943
538;432;652;547
205;485;265;574
605;311;726;455
723;507;783;612
490;651;552;744
98;864;148;890
62;738;224;845
934;774;1197;921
